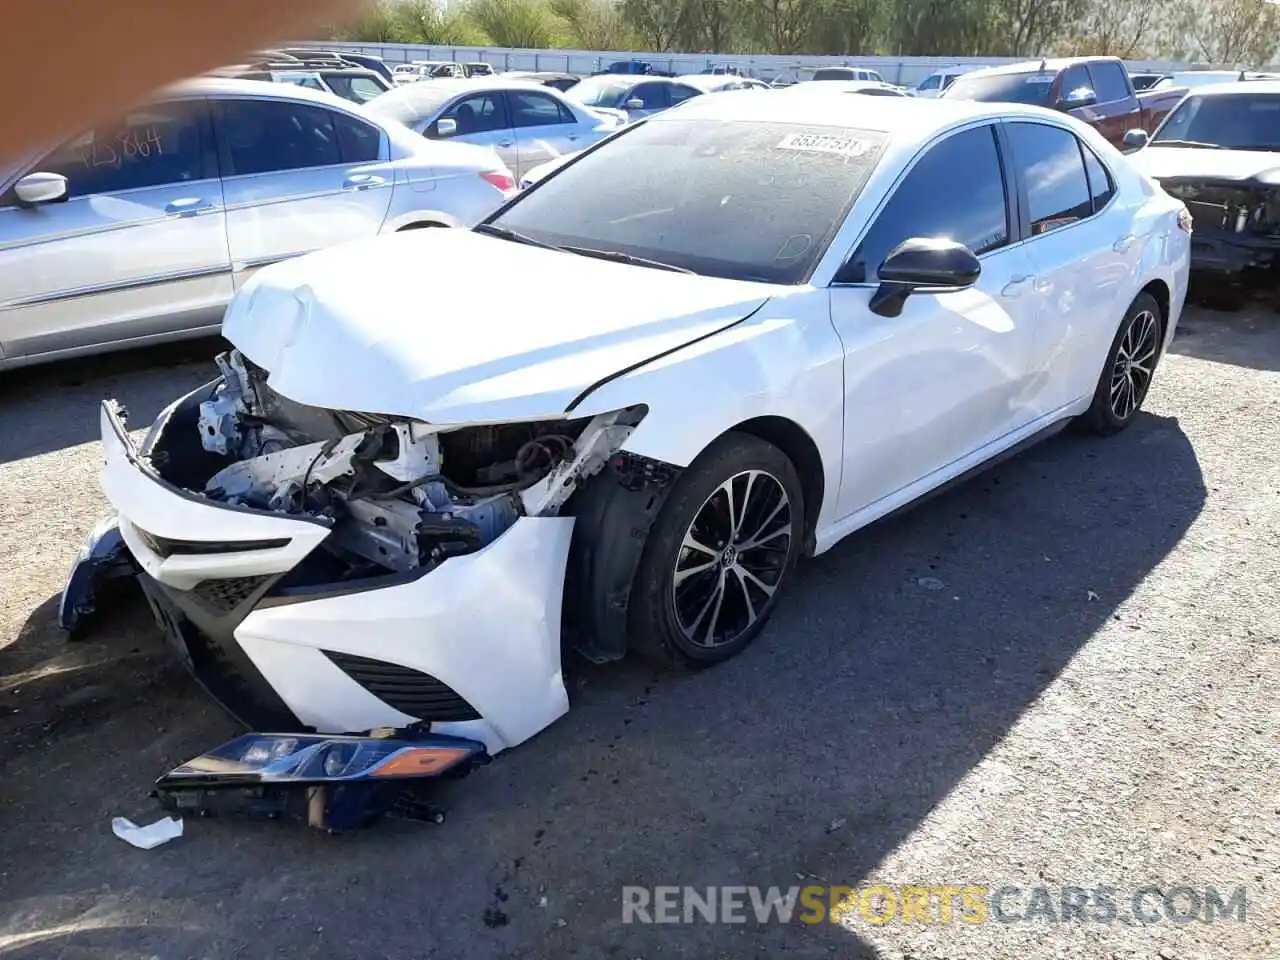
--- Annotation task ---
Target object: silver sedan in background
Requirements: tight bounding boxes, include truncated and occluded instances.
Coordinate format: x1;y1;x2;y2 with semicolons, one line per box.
364;78;623;179
564;74;706;122
0;79;515;370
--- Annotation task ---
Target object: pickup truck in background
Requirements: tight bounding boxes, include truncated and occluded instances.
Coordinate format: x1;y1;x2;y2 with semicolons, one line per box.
942;56;1187;150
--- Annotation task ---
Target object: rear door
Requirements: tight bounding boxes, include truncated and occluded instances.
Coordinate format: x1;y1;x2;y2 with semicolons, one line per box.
0;98;231;359
212;96;392;288
1003;120;1136;414
426;91;517;173
1086;62;1141;147
508;89;588;178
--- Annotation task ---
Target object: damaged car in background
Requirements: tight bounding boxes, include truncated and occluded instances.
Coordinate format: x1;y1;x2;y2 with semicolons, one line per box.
1127;80;1280;307
63;92;1190;797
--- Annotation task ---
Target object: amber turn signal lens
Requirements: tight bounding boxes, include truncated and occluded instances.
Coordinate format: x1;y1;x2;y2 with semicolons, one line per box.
372;746;473;777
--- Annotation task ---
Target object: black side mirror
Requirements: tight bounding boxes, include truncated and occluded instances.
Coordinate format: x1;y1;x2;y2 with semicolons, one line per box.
866;238;981;317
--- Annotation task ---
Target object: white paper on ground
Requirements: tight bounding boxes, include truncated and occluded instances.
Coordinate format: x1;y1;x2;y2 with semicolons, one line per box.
111;815;184;849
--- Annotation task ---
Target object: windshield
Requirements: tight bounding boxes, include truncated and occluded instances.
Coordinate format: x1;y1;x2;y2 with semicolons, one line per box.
945;72;1055;105
363;85;458;125
568;77;633;107
486;117;888;284
1152;93;1280;151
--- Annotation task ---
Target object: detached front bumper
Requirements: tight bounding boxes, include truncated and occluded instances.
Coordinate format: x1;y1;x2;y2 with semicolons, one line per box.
70;400;574;756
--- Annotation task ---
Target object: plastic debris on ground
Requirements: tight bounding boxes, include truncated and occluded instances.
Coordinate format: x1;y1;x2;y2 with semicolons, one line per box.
112;815;184;849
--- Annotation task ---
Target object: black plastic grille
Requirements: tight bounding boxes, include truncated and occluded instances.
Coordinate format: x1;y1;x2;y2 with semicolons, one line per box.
189;575;272;613
322;651;481;721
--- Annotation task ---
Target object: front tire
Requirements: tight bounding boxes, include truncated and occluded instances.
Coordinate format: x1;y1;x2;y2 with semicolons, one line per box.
627;432;804;668
1081;292;1163;435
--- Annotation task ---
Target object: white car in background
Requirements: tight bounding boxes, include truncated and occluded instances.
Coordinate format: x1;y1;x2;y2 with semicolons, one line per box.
364;77;623;180
0;79;514;371
911;68;985;98
780;80;909;97
679;74;771;94
69;92;1189;760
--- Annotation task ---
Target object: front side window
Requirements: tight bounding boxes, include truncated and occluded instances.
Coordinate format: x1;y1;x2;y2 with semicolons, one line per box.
845;125;1009;283
28;100;207;199
631;83;670;109
433;93;509;136
1005;122;1092;235
489;118;889;284
217;100;350;175
509;91;573;128
1151;93;1280;151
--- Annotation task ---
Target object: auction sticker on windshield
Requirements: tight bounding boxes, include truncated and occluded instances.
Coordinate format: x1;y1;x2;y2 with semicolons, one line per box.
776;132;873;158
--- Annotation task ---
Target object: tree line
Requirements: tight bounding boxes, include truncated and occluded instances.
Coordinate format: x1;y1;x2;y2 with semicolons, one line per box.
323;0;1280;65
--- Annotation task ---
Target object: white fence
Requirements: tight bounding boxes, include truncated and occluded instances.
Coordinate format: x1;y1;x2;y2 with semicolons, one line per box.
290;41;1206;87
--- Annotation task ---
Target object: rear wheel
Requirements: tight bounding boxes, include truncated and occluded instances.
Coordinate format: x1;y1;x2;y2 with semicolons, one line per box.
627;432;804;668
1081;292;1163;435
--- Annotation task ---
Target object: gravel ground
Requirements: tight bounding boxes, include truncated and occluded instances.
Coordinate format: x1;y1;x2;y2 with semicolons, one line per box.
0;306;1276;960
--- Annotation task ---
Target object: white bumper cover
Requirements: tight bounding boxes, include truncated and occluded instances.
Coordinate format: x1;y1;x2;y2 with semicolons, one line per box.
98;401;573;756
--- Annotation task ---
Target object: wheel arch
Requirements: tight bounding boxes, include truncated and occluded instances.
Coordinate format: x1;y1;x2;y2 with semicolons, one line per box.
1139;277;1170;355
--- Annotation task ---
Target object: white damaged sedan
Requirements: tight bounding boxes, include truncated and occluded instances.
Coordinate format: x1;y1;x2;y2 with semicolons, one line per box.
64;92;1191;758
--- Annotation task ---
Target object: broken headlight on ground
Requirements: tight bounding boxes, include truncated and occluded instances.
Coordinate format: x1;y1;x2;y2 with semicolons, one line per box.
154;729;489;832
142;349;645;584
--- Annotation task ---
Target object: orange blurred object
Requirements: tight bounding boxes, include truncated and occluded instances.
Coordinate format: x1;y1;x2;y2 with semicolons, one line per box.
372;747;474;778
3;0;367;151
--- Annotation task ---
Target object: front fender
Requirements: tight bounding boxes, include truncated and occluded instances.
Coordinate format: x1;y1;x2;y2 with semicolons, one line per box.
569;294;847;533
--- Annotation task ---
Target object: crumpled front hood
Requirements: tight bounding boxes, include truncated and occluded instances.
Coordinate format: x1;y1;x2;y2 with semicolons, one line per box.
223;229;775;424
1132;147;1280;184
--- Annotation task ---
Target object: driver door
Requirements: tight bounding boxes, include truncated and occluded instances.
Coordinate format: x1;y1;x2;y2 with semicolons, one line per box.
828;123;1040;520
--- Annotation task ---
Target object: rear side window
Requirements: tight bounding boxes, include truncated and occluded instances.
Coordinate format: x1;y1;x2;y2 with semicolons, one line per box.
217;100;347;175
631;83;670;109
1081;144;1115;211
847;124;1009;282
31;100;209;198
1088;62;1130;104
1059;64;1092;101
669;84;701;106
1005;122;1092;235
333;112;381;163
509;91;574;127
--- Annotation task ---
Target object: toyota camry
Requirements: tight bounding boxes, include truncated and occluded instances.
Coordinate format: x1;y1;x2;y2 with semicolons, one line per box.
63;92;1191;759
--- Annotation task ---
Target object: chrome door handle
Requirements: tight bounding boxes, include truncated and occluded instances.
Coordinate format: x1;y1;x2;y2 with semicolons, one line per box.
342;174;387;191
165;198;215;217
1113;234;1136;252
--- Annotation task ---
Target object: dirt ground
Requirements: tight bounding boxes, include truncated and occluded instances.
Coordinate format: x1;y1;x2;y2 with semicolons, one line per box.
0;303;1276;959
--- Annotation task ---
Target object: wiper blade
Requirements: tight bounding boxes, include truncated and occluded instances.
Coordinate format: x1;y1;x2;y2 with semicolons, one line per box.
1151;139;1226;150
471;223;561;249
561;245;694;274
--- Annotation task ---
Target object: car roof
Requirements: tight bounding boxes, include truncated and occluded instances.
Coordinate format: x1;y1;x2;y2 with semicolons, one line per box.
962;57;1121;79
1182;79;1280;95
160;76;371;110
661;87;1064;135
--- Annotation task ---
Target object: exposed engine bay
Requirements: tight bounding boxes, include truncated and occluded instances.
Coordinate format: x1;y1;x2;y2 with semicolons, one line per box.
147;350;645;580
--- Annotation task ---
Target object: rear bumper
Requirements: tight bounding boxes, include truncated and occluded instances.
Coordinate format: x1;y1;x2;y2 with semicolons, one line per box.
88;400;573;756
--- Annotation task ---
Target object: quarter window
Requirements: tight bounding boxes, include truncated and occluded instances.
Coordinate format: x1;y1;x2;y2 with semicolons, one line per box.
509;91;574;127
1005;122;1092;235
27;101;208;199
1081;144;1115;212
846;124;1009;283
